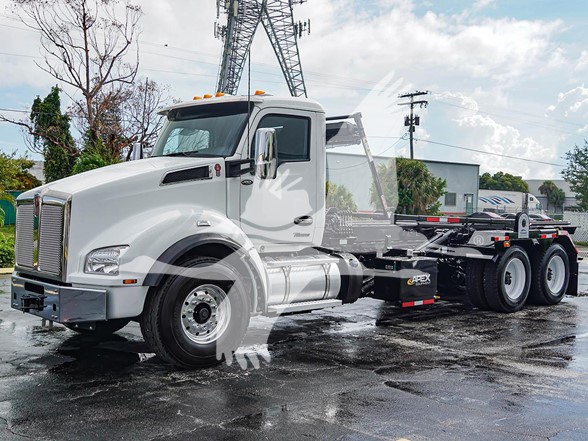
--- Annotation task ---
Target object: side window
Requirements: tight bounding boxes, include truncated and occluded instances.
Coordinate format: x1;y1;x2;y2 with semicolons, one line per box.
254;114;310;162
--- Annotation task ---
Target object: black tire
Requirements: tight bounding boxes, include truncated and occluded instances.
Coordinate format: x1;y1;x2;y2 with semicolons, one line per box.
140;256;251;368
528;244;570;305
64;318;130;337
484;246;531;313
466;260;489;310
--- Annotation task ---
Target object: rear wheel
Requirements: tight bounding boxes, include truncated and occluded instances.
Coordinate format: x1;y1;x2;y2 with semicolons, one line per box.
140;256;251;368
64;318;130;337
528;244;569;305
466;260;489;310
484;246;531;313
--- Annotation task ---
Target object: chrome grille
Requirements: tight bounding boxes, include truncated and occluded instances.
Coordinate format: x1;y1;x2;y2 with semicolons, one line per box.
38;204;65;275
15;204;34;268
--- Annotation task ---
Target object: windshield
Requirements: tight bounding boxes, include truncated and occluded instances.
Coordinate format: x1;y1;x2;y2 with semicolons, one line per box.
151;102;251;158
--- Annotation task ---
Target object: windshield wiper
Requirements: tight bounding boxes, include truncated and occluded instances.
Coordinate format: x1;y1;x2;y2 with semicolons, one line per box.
162;151;224;158
163;151;200;157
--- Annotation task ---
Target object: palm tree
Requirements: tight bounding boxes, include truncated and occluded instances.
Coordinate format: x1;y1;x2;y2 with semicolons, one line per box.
538;180;557;211
550;188;566;213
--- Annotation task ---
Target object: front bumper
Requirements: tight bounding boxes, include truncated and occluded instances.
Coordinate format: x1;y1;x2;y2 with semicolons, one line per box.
11;275;107;323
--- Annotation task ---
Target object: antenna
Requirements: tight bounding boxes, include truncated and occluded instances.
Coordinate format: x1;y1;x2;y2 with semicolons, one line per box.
214;0;310;97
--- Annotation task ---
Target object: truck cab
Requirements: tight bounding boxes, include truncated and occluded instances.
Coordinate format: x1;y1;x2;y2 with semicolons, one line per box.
11;94;360;367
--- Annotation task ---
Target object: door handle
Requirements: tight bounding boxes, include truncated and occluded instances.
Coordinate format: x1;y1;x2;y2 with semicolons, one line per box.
294;216;313;226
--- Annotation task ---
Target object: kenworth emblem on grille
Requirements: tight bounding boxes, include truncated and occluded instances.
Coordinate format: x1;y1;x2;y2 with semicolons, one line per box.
33;193;41;218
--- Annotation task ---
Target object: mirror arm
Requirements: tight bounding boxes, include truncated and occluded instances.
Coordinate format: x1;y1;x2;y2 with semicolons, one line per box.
226;159;254;178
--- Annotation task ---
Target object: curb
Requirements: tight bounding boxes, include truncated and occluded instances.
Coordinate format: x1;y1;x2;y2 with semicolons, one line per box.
0;268;13;275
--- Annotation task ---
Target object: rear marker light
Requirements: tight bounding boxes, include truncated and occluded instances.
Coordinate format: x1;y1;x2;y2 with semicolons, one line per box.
402;299;435;308
215;164;221;177
425;217;460;223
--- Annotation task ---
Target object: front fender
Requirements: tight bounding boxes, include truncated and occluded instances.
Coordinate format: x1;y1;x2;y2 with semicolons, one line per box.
68;206;268;308
143;232;268;312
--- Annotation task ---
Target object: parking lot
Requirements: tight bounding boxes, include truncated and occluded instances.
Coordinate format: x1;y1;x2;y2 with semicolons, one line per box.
0;259;587;441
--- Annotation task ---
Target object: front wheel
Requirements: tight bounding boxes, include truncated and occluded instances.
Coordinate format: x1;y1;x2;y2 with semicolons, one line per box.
484;246;531;313
528;244;570;305
140;256;251;368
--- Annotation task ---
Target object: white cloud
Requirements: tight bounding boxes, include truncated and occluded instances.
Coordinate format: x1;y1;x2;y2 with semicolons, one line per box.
457;113;557;178
473;0;495;10
574;50;588;72
546;86;588;133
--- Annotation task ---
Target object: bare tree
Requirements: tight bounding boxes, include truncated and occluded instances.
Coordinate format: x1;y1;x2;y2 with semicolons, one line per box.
122;78;170;159
69;77;170;159
12;0;142;147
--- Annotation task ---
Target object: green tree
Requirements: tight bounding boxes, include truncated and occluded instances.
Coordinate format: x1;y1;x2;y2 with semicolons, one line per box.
0;152;41;190
479;171;529;192
371;158;446;215
0;151;41;229
538;180;558;210
72;150;120;175
326;181;358;212
550;188;566;212
562;141;588;211
30;86;77;182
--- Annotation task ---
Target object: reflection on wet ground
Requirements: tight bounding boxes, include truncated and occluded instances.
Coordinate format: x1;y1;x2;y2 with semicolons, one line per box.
0;262;587;440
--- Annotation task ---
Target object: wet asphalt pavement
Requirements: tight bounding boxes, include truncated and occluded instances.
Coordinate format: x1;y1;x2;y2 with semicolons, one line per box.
1;261;588;441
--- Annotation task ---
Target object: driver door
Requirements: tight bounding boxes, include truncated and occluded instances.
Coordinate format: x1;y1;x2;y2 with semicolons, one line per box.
240;110;318;251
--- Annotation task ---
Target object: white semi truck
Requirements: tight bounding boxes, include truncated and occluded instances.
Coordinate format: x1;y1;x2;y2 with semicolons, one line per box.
11;94;580;368
478;189;544;214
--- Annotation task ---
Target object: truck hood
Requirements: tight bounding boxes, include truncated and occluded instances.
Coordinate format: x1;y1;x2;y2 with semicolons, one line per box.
18;157;221;199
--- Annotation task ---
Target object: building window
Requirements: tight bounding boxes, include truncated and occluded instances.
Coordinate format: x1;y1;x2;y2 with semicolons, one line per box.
445;192;457;206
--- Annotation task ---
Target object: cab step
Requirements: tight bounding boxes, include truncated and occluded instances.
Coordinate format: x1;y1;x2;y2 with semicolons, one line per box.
267;299;342;315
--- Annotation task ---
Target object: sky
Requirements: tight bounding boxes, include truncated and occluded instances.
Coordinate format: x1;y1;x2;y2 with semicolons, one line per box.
0;0;587;180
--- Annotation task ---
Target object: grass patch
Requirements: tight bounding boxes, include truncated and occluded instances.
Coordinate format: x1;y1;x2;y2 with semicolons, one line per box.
0;225;15;267
0;225;15;240
576;241;588;247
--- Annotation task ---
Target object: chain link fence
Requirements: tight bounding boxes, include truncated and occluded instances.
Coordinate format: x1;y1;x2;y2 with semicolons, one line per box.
564;211;588;243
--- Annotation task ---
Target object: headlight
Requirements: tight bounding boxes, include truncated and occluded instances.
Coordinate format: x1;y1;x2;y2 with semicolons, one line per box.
85;246;128;276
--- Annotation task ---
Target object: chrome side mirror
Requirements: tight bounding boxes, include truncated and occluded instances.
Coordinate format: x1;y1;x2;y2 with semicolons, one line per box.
131;144;143;161
254;128;278;179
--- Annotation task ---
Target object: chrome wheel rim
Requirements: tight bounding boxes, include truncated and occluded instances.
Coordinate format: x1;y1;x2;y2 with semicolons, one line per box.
504;258;526;301
546;255;566;293
180;284;231;344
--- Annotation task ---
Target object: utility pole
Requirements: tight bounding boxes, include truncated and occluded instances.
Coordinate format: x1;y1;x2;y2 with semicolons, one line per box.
398;91;429;159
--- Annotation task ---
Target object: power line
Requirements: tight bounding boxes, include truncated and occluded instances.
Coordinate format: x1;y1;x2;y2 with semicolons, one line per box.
434;99;585;137
327;136;407;171
414;138;566;167
435;93;586;128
